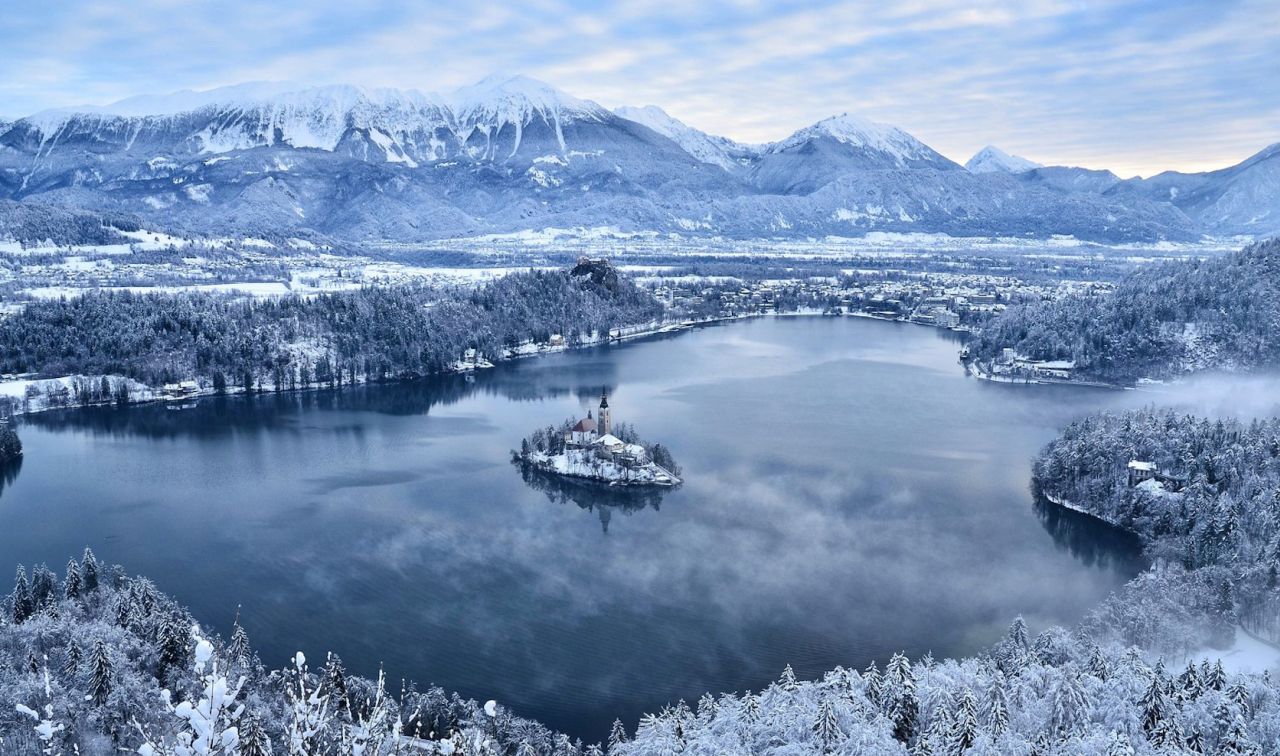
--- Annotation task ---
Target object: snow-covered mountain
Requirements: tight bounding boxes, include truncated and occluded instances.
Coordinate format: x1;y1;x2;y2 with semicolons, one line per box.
750;114;958;194
0;75;1263;243
965;146;1041;174
1106;143;1280;235
613;105;753;172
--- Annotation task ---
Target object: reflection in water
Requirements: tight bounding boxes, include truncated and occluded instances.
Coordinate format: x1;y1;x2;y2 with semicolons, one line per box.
0;456;21;499
1032;492;1147;574
516;461;670;532
24;363;625;440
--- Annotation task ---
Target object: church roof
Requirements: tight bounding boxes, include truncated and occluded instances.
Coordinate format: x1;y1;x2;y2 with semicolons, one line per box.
572;418;597;433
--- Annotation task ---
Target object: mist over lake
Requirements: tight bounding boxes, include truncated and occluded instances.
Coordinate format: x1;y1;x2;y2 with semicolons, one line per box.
0;315;1208;739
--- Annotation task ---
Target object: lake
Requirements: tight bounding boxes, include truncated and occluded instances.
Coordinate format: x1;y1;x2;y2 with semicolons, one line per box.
1;315;1169;739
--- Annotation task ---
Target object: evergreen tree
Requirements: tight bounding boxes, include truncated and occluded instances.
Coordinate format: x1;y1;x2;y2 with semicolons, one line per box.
1105;731;1135;756
89;640;113;706
323;652;351;719
886;654;918;744
950;688;978;753
607;719;628;752
1207;660;1227;691
157;615;189;681
1140;671;1168;733
30;563;56;608
228;615;252;670
81;547;99;592
1219;715;1258;755
62;639;82;678
779;663;799;692
863;661;883;707
1049;673;1088;736
695;692;717;722
11;564;33;623
1008;616;1029;650
984;679;1010;736
1185;727;1205;754
63;557;81;600
812;696;841;753
1088;645;1110;680
239;713;272;756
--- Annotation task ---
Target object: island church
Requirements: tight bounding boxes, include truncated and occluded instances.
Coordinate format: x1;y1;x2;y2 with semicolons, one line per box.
566;391;637;458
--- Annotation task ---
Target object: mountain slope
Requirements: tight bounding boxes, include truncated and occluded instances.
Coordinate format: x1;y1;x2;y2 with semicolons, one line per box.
613;105;753;172
1107;143;1280;235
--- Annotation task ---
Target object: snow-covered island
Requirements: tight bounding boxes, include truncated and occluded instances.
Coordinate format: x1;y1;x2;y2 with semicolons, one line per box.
515;391;681;487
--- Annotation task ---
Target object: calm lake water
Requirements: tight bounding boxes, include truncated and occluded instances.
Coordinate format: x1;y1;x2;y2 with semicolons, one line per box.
1;316;1171;738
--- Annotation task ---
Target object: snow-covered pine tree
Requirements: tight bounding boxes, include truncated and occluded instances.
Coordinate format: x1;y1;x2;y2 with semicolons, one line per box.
779;664;799;693
227;615;252;671
1087;645;1110;681
1177;660;1202;699
1009;616;1029;650
157;614;190;681
322;652;351;720
1104;730;1135;756
62;639;81;678
81;548;99;593
812;696;841;752
63;558;81;600
1140;671;1168;734
607;718;628;752
983;678;1010;736
89;639;113;706
1049;672;1088;736
11;565;33;623
30;564;56;608
1208;660;1228;691
950;688;978;752
863;661;883;707
695;692;717;723
239;713;272;756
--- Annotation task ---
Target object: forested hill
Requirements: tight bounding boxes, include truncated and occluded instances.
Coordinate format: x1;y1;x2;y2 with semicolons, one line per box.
1033;408;1280;642
967;238;1280;382
0;261;663;390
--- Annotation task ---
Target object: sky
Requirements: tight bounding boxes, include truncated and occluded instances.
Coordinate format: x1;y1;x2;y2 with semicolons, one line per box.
1;0;1276;177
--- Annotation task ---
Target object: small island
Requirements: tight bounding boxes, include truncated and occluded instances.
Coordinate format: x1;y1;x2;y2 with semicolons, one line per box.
515;391;682;487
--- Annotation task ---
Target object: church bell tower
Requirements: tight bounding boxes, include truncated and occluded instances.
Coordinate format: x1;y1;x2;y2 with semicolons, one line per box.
598;390;612;436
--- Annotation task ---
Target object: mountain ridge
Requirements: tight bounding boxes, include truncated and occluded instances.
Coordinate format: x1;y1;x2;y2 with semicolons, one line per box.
0;75;1273;243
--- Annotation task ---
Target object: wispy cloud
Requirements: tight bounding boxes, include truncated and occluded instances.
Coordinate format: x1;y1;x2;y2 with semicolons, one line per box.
0;0;1275;175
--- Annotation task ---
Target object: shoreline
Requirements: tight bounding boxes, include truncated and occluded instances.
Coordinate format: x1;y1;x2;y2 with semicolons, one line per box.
2;309;962;420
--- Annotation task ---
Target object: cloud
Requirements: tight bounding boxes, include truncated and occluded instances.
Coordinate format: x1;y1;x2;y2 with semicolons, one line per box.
0;0;1275;175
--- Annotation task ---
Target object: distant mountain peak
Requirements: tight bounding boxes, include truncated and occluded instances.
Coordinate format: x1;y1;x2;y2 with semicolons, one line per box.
965;145;1042;174
614;105;751;170
760;112;957;180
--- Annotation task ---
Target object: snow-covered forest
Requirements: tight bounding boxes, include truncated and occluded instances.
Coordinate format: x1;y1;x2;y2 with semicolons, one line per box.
1034;408;1280;646
1;550;583;754
6;545;1280;754
0;260;662;392
967;238;1280;382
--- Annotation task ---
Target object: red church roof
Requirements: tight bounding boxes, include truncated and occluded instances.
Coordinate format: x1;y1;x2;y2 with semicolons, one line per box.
571;418;597;433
